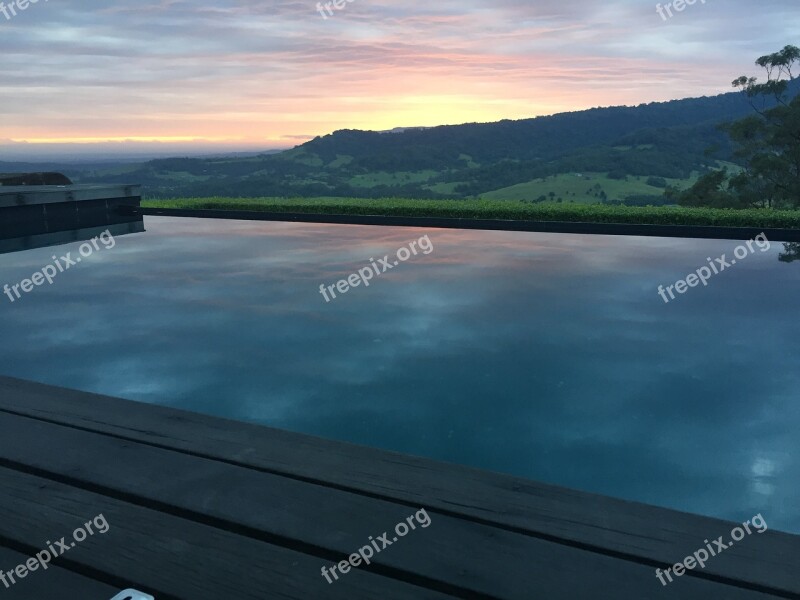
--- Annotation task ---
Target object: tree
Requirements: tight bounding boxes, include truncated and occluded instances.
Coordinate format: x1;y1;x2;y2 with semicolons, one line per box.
724;45;800;208
671;168;746;208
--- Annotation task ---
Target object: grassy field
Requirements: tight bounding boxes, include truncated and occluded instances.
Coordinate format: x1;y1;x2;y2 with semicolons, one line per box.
142;197;800;229
348;170;439;188
481;172;695;203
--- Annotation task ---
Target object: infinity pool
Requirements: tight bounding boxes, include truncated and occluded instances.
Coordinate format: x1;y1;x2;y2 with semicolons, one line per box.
1;216;798;533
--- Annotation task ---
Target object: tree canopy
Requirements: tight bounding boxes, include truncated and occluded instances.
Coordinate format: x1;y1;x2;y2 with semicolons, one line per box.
676;45;800;209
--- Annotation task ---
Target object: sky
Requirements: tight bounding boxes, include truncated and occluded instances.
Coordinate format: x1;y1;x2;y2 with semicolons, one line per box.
0;0;798;158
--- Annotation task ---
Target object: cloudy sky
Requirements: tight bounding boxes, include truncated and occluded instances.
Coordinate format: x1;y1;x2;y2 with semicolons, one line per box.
0;0;798;156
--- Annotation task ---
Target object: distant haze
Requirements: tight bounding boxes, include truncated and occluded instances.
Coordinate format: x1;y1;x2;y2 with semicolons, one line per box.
0;141;285;163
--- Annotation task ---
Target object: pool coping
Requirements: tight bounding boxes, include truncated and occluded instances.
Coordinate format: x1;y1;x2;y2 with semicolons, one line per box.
0;184;141;207
128;207;800;242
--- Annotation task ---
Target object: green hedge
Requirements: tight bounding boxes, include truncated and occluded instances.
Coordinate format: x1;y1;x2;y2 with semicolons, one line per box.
142;197;800;229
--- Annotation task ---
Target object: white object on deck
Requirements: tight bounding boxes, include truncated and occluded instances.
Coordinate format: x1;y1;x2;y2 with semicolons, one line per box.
109;590;155;600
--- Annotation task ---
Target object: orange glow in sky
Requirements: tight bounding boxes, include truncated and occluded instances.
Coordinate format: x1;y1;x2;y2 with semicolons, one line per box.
1;0;798;155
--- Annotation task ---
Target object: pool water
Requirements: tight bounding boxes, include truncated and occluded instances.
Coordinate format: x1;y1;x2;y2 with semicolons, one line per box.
1;216;798;533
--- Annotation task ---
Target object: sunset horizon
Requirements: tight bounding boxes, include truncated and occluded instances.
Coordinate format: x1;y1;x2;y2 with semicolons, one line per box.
2;0;798;160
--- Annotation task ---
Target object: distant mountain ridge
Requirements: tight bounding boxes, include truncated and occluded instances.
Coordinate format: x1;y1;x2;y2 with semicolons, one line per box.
301;98;744;165
297;79;800;169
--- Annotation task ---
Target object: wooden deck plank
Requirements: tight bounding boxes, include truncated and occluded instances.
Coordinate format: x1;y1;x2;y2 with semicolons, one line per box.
0;466;453;600
0;411;781;600
0;546;119;600
0;376;796;597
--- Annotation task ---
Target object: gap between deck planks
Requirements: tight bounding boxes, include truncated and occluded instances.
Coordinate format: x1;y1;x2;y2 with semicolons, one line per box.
0;376;797;599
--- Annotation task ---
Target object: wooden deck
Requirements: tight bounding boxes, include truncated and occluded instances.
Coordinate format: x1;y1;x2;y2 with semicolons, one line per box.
0;376;796;599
